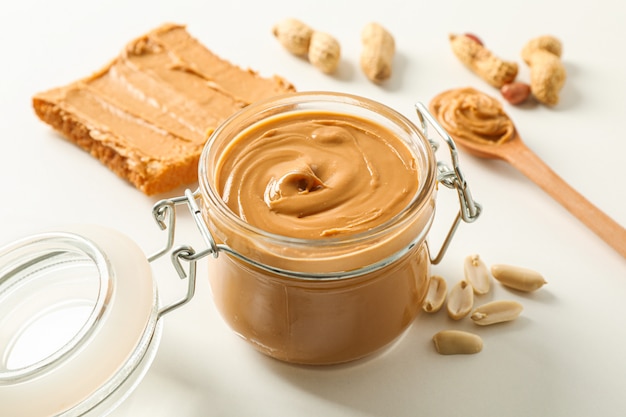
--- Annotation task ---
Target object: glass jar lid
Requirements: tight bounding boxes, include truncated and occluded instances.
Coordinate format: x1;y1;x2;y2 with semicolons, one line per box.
0;225;160;417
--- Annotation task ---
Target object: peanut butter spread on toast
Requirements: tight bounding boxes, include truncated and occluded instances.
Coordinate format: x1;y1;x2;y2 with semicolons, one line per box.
33;23;295;195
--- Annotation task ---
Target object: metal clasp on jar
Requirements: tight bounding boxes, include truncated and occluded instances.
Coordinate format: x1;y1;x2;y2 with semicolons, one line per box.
147;189;212;316
414;102;482;264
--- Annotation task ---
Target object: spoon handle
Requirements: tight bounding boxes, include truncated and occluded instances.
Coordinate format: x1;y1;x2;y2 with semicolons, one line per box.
503;141;626;259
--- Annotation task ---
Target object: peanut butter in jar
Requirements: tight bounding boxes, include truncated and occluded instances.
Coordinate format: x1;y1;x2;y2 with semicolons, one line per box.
198;92;438;365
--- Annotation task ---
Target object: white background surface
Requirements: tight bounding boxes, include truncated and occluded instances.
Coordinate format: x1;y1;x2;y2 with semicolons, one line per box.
2;0;626;416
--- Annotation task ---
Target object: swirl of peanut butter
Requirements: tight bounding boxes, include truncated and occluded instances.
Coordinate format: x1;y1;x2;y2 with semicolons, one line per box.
216;112;419;239
430;87;515;145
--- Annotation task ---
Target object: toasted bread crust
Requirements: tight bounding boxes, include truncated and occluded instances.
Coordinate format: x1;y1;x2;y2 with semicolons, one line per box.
33;96;200;195
33;24;295;195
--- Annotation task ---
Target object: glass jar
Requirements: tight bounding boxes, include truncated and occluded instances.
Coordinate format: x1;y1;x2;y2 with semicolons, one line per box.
0;92;480;414
196;92;475;364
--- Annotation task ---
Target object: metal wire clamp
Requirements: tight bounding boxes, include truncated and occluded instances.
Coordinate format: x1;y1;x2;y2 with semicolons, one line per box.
414;102;482;264
149;189;216;317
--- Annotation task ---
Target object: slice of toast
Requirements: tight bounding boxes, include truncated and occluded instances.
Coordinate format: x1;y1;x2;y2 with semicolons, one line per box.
33;23;295;195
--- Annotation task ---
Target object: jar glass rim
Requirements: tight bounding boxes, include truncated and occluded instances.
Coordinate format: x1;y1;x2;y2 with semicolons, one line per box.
0;226;160;416
198;91;437;249
0;232;109;382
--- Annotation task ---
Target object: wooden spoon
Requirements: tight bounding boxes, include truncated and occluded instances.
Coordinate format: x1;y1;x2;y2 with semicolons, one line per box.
448;126;626;259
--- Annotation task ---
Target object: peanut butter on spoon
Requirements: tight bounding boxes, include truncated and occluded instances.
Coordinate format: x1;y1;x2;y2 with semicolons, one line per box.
430;87;626;258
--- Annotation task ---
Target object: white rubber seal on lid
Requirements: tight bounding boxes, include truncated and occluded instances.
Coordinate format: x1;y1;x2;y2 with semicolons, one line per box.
0;225;159;416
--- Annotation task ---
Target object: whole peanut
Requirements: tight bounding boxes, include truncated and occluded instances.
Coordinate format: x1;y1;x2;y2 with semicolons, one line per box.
360;22;395;83
272;18;313;56
308;31;341;74
449;33;518;88
273;18;341;74
521;35;566;106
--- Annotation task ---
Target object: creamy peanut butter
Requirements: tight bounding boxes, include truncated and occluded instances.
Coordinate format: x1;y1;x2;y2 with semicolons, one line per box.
199;94;438;365
215;111;419;239
210;240;430;364
429;87;515;145
33;24;294;194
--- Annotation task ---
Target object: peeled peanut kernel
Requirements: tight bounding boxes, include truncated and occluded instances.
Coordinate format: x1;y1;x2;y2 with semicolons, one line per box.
464;254;490;295
433;330;483;355
446;279;474;320
422;275;448;313
501;82;531;105
491;264;547;292
471;300;523;326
